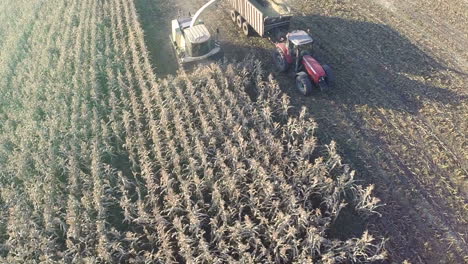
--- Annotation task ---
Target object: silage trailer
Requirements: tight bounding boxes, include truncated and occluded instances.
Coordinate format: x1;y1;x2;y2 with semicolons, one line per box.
227;0;292;40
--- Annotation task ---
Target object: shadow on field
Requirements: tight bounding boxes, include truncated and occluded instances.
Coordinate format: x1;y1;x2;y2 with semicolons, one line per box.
280;15;467;263
289;15;466;112
224;15;465;114
135;0;178;76
134;0;465;112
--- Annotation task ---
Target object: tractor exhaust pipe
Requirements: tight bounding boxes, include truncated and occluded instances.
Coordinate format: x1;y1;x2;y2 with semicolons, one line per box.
190;0;217;28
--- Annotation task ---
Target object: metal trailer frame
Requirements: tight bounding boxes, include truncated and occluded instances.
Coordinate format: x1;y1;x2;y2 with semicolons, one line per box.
228;0;291;37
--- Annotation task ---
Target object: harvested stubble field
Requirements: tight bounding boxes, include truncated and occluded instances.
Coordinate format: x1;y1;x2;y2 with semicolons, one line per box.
136;0;468;263
0;0;387;263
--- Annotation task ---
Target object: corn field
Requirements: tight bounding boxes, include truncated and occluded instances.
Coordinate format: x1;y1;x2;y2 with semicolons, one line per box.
0;0;385;262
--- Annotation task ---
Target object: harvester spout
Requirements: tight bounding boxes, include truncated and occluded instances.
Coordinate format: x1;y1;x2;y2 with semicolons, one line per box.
190;0;217;28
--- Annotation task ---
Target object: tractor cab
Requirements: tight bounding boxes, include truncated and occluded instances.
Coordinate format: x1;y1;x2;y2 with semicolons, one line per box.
286;30;314;57
274;30;314;72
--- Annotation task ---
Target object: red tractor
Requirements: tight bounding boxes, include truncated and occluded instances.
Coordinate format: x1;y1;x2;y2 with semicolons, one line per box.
274;30;334;95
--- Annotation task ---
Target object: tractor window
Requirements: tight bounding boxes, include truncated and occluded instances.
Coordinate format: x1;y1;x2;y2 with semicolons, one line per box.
299;43;313;54
190;40;211;57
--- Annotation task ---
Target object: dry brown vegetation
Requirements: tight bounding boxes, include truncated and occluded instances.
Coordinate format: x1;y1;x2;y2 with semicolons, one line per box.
0;0;386;262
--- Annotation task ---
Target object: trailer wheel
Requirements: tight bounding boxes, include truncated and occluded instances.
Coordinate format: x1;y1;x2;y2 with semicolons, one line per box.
296;72;313;96
242;22;250;36
236;15;243;28
230;10;237;23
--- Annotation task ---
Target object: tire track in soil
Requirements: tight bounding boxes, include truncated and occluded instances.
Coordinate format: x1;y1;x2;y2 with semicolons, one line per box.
374;0;468;72
347;0;468;259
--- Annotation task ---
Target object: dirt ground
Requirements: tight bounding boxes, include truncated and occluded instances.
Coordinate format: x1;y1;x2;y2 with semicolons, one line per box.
135;0;467;262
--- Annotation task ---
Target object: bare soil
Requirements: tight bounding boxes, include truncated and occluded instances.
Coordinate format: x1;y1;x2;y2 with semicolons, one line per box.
135;0;468;262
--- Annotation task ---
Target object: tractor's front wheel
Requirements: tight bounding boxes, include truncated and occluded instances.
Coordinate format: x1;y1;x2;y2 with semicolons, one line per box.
296;72;313;96
274;48;289;72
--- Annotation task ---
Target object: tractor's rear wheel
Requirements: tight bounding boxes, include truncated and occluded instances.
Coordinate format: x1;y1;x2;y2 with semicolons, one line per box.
274;48;289;72
230;10;237;23
236;15;243;28
242;22;250;36
296;72;313;96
